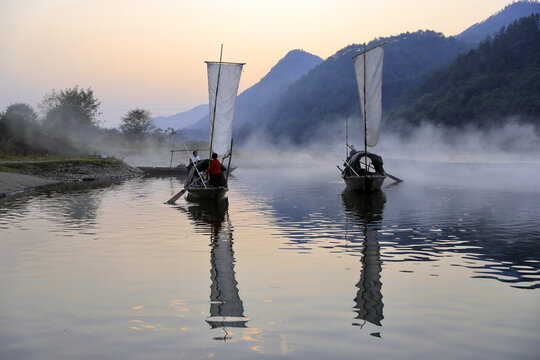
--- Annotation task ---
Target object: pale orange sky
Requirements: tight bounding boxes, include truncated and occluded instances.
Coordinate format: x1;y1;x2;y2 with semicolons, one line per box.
0;0;514;127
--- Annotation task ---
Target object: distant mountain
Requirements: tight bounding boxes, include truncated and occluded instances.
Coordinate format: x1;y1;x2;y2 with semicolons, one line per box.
236;49;323;124
152;104;207;131
241;30;470;143
456;0;540;44
184;2;540;146
184;49;323;141
392;14;540;126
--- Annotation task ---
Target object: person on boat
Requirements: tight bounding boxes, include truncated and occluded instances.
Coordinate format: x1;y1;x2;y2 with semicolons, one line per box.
345;145;358;168
192;151;200;163
187;150;201;171
207;152;222;187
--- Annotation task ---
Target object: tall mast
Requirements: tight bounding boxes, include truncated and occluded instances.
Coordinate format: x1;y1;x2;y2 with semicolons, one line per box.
363;43;368;172
209;44;223;158
346;112;349;159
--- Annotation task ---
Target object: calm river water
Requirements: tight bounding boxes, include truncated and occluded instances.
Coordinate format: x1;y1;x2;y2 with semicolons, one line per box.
1;159;539;359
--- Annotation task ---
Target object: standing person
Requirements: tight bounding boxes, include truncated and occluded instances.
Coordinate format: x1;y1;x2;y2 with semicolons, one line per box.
188;150;201;171
207;152;222;187
349;145;357;157
192;150;200;163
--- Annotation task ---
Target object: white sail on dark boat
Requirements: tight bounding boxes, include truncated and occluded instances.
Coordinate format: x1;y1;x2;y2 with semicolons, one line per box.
185;49;244;202
342;44;387;192
353;45;383;147
206;61;244;157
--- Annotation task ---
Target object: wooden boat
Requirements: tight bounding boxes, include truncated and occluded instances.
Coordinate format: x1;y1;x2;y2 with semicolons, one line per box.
341;44;387;192
186;186;228;201
140;149;206;177
184;46;244;202
186;186;229;202
344;174;386;191
140;164;235;177
184;158;231;201
342;151;386;191
139;165;188;177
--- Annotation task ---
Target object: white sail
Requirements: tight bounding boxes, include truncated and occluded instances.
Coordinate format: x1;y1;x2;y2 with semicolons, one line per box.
353;46;384;147
207;62;244;156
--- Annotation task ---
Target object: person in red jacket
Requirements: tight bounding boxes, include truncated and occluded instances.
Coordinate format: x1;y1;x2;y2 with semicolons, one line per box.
207;152;222;187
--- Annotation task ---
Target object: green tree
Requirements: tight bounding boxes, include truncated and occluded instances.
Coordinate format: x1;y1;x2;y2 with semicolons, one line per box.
0;103;43;155
119;108;154;141
40;86;101;131
149;128;166;143
165;127;178;144
4;103;38;123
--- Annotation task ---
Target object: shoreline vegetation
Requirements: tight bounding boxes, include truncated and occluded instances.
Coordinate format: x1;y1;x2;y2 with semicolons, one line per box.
0;156;142;198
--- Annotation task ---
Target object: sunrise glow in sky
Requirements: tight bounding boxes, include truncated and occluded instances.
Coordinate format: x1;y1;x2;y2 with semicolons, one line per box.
0;0;514;127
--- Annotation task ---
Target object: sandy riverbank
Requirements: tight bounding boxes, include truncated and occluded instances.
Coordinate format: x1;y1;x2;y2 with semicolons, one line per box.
0;158;142;198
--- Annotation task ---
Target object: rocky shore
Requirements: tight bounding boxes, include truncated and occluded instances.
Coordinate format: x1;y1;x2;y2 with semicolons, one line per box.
0;157;142;198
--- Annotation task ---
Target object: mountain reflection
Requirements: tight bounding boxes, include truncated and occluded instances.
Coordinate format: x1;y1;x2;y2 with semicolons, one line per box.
183;199;248;340
342;190;386;328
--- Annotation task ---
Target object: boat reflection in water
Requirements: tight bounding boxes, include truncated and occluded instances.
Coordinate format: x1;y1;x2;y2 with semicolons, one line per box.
342;190;386;330
184;199;248;340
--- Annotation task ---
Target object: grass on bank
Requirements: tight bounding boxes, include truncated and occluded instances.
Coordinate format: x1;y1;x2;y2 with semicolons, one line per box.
0;154;127;178
0;151;115;161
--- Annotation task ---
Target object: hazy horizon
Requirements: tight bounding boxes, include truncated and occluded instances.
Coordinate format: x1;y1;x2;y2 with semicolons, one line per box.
0;0;516;128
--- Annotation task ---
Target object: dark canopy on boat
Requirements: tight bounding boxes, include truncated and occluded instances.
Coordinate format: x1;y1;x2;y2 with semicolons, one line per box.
344;151;385;176
185;159;228;187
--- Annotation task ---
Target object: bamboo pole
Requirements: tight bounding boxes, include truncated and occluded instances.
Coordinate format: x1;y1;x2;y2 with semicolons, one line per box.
209;44;223;158
167;140;208;204
345;112;349;159
183;141;207;189
352;43;385;59
226;138;233;186
334;149;361;177
363;43;368;174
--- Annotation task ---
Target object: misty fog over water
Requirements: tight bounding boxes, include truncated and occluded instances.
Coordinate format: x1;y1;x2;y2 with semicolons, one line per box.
1;138;539;359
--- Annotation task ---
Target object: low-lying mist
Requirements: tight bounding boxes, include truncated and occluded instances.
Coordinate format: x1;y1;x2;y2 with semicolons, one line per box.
36;112;538;192
234;117;540;192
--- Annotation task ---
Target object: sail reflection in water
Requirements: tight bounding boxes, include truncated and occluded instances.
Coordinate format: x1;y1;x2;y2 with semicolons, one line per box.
342;191;386;329
184;199;248;339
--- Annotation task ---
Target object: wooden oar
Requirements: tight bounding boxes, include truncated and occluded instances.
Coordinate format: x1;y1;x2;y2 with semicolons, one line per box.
167;142;207;204
385;172;404;183
167;189;186;204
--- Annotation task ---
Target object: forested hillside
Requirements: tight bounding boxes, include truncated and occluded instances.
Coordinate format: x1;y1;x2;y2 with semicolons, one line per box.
456;0;540;43
236;49;323;127
242;31;470;143
392;14;540;126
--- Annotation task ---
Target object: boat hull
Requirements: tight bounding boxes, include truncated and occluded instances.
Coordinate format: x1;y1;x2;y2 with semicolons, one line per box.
343;175;386;192
186;186;228;202
141;166;236;177
139;166;187;177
